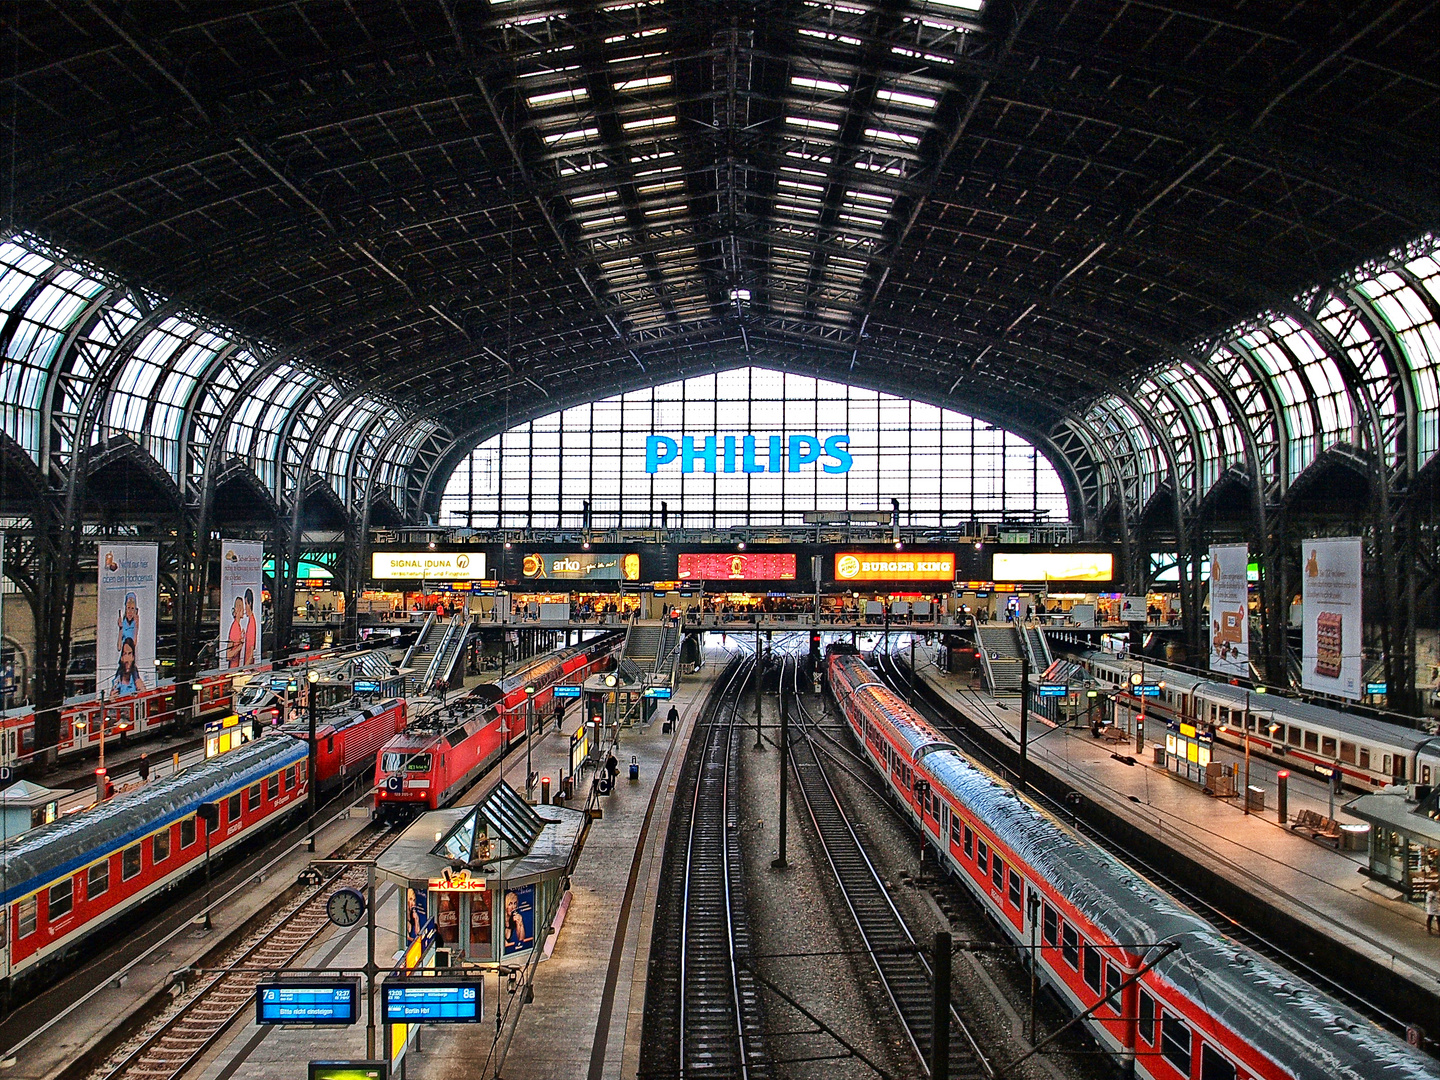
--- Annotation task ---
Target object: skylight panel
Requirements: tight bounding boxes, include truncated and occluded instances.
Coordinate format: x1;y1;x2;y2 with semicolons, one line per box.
780;164;827;180
925;0;982;9
786;150;834;165
527;87;589;107
775;202;821;216
637;180;685;195
847;190;893;205
631;150;677;163
791;76;851;94
891;45;955;65
798;28;863;47
608;51;668;64
545;127;600;145
622;114;677;131
644;204;688;216
614;75;672;91
559;160;609;175
580;214;627;229
786;115;840;133
604;26;667;43
571;190;621;205
730;288;752;301
854;159;904;176
635;163;682;178
778;178;825;193
877;89;937;110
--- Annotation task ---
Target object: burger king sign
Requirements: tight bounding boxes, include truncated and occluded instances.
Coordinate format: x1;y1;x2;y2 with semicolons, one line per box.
833;552;955;582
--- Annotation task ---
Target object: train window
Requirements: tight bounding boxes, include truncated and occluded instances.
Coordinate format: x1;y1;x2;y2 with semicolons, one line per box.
1304;731;1318;752
122;844;142;880
88;860;109;898
1138;990;1155;1043
181;816;196;848
976;839;988;876
327;736;335;753
48;878;73;920
1083;945;1101;991
152;829;170;864
1200;1044;1236;1080
1104;963;1122;1011
286;765;297;789
1321;736;1336;757
1340;741;1356;764
248;784;261;811
17;896;36;938
963;825;973;859
1007;869;1022;909
1161;1017;1192;1075
228;792;242;823
20;727;32;750
267;773;280;800
297;760;307;782
1425;765;1434;785
1288;726;1302;746
950;815;962;847
1061;923;1079;969
1359;747;1371;770
1042;904;1057;945
991;857;1004;891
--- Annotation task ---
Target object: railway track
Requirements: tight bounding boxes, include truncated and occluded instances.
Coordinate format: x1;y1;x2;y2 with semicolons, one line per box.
872;645;1411;1038
783;659;992;1080
91;826;397;1080
640;656;770;1080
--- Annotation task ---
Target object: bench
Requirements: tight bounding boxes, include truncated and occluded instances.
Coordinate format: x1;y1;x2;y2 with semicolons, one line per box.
1290;809;1342;844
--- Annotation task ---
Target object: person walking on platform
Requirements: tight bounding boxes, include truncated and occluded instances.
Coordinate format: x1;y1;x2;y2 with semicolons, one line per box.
554;699;566;734
1427;884;1439;934
436;676;447;703
137;753;149;783
605;751;619;791
667;703;679;731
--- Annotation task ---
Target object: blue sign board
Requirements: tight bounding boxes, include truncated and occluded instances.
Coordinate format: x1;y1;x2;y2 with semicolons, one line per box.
1366;681;1387;695
643;687;673;699
382;979;483;1023
257;978;361;1025
553;684;583;699
1134;683;1161;697
271;676;292;691
1037;684;1067;698
353;680;380;693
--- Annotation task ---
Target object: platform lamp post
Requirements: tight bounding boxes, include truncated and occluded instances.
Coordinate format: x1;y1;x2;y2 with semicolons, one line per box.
1243;686;1267;814
306;669;320;822
524;684;536;796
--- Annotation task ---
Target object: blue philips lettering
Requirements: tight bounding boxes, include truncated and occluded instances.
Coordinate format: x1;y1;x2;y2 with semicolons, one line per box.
768;435;783;473
822;435;852;474
788;435;821;472
682;435;717;473
723;435;738;473
742;436;765;473
646;436;678;473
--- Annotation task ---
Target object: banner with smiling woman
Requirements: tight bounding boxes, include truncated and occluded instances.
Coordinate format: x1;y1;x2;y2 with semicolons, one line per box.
97;543;158;698
219;540;265;669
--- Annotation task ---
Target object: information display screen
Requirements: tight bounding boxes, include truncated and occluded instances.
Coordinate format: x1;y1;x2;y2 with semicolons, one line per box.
381;979;483;1023
678;553;797;580
990;551;1113;583
257;979;361;1025
553;685;582;698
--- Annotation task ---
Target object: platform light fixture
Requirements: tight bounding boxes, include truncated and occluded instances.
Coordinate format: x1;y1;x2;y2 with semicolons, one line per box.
737;540;746;550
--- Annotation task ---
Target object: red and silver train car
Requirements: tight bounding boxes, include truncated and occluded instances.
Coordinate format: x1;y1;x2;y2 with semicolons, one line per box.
1079;651;1440;791
374;636;618;820
0;735;308;989
0;659;277;773
827;652;1440;1080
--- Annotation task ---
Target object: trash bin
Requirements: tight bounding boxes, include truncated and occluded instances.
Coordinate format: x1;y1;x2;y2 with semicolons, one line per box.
1153;746;1166;767
1245;785;1265;813
629;755;639;781
1340;823;1370;851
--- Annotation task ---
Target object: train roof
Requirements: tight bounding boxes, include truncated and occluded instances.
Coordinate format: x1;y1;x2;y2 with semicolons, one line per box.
280;698;402;738
831;654;955;758
920;747;1440;1080
1078;651;1434;751
0;736;306;905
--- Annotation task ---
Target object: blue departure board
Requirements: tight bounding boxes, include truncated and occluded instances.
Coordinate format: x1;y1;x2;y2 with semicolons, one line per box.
553;685;582;698
381;979;483;1023
257;978;361;1025
1037;684;1067;698
643;687;672;699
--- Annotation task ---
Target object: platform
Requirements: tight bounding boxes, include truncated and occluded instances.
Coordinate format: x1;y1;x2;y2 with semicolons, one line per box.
186;646;725;1080
908;641;1440;1008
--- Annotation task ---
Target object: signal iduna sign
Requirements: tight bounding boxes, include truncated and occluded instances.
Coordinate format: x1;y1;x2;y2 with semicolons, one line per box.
371;551;487;581
834;552;955;582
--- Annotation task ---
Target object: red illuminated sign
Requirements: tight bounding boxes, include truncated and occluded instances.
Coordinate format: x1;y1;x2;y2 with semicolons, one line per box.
678;553;797;580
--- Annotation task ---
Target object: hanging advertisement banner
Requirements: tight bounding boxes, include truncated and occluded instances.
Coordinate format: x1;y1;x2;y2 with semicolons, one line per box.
990;551;1114;583
371;551;486;580
1208;544;1249;678
520;553;640;580
98;543;158;698
219;540;264;670
678;553;797;580
1301;537;1363;700
501;884;536;957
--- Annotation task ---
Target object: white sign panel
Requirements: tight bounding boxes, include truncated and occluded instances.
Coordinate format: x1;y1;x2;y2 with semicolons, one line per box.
1301;537;1363;700
219;540;265;670
371;551;487;581
1208;544;1249;677
1118;595;1148;622
98;543;159;698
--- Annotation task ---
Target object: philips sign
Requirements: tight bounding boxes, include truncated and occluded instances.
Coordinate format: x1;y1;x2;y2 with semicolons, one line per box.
645;434;852;474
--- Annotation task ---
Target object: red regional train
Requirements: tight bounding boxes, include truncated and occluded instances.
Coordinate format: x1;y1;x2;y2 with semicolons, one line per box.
279;697;407;795
0;660;279;773
826;651;1440;1080
374;635;619;820
0;736;309;990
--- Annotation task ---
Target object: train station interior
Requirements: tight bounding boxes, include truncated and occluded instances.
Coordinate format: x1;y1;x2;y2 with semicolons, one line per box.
1;3;1439;1080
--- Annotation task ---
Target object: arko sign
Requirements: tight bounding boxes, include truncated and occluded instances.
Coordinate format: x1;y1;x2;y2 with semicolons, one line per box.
645;434;852;474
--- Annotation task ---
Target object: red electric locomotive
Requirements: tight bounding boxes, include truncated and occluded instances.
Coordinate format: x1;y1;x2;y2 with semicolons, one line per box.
374;636;618;820
279;697;407;795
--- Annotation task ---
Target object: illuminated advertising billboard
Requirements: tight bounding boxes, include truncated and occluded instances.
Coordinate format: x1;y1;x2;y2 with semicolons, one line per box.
834;552;955;582
371;551;486;581
678;553;797;580
990;552;1114;583
521;553;640;580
